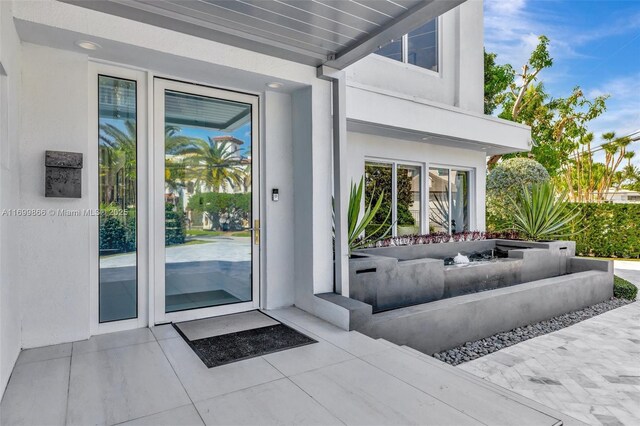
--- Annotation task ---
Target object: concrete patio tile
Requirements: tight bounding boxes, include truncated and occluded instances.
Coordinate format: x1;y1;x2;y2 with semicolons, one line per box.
118;404;204;426
616;403;640;423
0;357;70;426
157;337;284;402
151;324;180;340
560;377;594;401
460;301;640;426
488;351;524;367
262;339;354;376
361;347;561;425
15;342;72;365
485;371;511;389
268;308;388;357
606;405;640;426
194;378;343;425
562;409;598;426
67;341;190;425
592;413;624;426
291;358;483;425
72;327;155;355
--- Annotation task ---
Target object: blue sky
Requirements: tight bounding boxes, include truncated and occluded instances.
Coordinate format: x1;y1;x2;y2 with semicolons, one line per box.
179;122;252;157
484;0;640;163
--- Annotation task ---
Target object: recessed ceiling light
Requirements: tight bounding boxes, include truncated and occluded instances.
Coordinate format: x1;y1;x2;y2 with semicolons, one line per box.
421;136;430;141
267;82;284;89
75;40;101;50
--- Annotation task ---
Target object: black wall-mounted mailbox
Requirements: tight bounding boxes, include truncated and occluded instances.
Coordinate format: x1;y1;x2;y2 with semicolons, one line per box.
45;151;83;198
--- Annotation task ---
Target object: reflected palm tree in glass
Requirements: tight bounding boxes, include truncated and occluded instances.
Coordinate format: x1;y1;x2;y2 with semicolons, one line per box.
180;137;247;193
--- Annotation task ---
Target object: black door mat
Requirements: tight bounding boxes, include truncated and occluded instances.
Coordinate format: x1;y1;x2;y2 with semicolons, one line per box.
173;318;316;368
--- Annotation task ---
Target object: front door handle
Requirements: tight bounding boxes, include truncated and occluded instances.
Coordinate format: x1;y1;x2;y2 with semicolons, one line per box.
252;219;260;245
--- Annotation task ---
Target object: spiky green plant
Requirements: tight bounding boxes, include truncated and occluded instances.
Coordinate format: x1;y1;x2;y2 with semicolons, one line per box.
509;182;581;241
348;177;391;253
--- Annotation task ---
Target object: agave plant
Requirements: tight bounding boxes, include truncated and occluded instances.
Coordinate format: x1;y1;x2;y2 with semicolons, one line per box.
509;182;581;241
348;177;391;253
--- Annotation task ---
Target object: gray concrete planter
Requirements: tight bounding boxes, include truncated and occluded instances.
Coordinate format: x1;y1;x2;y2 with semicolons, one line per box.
335;239;613;354
349;239;575;312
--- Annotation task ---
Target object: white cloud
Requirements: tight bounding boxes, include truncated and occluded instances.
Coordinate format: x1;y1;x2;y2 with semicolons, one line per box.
484;1;640;166
586;73;640;166
484;0;640;68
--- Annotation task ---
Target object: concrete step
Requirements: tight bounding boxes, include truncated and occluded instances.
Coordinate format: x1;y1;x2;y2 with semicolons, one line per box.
375;338;398;348
400;344;426;357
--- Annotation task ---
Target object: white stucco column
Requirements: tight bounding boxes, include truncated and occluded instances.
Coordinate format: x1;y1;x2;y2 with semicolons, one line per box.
317;66;349;297
332;74;349;297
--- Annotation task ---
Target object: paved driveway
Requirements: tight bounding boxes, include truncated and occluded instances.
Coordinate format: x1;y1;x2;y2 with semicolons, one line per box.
459;261;640;426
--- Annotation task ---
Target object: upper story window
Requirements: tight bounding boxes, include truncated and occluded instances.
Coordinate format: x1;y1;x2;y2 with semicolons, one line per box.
374;18;438;72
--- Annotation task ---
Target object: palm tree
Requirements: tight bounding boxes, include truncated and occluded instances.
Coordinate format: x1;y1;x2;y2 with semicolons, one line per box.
99;120;137;207
181;138;246;193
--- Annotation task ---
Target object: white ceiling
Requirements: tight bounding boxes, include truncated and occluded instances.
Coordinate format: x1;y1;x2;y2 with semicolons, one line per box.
60;0;465;69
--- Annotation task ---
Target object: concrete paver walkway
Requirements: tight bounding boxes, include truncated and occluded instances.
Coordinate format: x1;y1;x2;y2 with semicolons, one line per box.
459;262;640;426
1;307;579;425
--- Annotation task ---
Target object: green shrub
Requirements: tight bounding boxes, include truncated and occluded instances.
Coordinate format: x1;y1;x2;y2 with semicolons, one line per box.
348;177;391;252
570;203;640;258
487;158;550;230
124;212;137;252
165;203;186;246
99;216;127;254
99;207;136;254
614;275;638;300
397;204;416;226
187;192;250;231
510;182;581;241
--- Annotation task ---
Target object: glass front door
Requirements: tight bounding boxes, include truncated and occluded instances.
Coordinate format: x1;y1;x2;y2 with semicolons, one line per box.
154;79;259;323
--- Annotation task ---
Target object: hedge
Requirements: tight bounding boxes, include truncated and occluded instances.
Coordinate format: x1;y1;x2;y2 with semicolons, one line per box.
486;158;550;231
187;192;250;232
570;203;640;259
614;275;638;300
99;203;186;255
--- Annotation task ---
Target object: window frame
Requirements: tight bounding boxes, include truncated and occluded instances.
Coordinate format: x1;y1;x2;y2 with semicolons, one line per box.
97;73;139;324
89;62;149;336
364;158;426;237
427;164;475;234
374;16;441;75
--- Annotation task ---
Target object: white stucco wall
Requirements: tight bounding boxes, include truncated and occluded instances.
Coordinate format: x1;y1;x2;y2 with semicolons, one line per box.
345;0;484;114
0;0;23;396
6;0;338;349
347;132;487;232
263;91;295;308
0;0;510;363
18;43;91;348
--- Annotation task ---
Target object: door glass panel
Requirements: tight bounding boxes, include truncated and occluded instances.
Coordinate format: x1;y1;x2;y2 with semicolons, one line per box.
364;162;393;239
429;168;449;233
164;90;252;313
397;165;421;236
451;170;469;233
98;75;137;323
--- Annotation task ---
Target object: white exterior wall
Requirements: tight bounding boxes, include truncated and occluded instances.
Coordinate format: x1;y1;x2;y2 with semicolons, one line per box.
3;0;337;350
347;132;487;232
263;91;295;308
0;0;527;385
342;0;504;239
0;0;23;395
18;44;91;348
345;0;484;114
